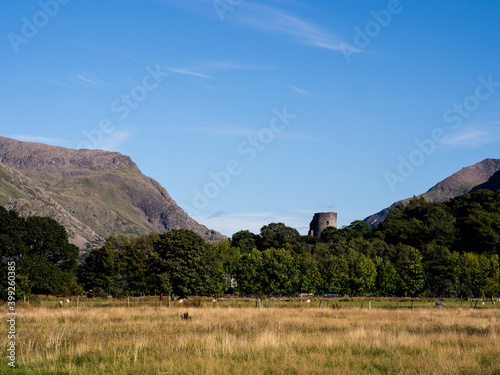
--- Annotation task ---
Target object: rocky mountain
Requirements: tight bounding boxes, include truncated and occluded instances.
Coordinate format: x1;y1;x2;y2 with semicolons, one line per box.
0;136;225;248
364;158;500;227
471;169;500;193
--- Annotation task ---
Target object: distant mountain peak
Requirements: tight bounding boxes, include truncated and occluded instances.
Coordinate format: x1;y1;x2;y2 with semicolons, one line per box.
364;158;500;227
0;136;225;248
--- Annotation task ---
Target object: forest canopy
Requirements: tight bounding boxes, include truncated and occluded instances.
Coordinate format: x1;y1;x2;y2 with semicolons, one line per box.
1;190;499;299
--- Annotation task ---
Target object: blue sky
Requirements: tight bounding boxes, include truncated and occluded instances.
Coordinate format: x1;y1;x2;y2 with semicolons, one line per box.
1;0;500;236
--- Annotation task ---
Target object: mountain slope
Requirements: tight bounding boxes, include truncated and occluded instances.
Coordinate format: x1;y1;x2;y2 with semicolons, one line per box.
0;136;225;248
364;158;500;227
471;169;500;193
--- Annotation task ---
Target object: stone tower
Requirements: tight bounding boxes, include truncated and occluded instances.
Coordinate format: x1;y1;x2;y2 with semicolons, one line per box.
308;212;337;238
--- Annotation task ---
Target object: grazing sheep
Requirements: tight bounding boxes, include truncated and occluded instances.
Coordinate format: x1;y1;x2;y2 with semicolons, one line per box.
306;300;311;303
178;299;183;304
212;299;217;303
65;299;70;303
59;301;63;308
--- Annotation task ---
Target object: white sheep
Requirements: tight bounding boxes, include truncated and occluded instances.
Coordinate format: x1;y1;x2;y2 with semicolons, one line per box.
65;299;70;303
306;300;311;303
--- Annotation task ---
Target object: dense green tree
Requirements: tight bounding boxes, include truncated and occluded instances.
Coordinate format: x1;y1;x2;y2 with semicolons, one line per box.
395;245;426;297
296;253;321;294
231;230;259;254
0;208;79;296
258;223;300;250
348;251;377;296
374;256;398;296
260;247;299;295
234;248;264;295
422;244;455;297
153;229;222;297
454;252;484;298
320;255;349;294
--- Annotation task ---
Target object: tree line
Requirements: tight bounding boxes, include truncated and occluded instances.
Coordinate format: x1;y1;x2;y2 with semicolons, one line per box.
1;189;499;299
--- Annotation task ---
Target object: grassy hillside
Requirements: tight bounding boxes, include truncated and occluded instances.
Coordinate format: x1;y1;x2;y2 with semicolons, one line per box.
0;136;224;248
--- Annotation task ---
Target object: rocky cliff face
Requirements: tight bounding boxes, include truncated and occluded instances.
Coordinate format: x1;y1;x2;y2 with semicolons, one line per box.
364;158;500;228
0;136;225;248
471;169;500;193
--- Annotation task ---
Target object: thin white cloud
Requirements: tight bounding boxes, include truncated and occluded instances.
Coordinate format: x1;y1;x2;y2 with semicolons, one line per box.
442;127;500;149
164;67;212;79
74;42;151;65
233;3;348;52
290;85;310;96
157;0;353;53
77;131;132;152
202;61;277;71
99;131;133;151
70;73;113;89
46;78;78;90
207;210;227;219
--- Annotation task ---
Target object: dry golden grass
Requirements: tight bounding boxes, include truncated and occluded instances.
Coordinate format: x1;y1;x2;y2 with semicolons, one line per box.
2;304;499;374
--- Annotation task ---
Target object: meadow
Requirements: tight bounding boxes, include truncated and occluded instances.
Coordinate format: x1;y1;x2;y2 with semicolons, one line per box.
2;297;499;374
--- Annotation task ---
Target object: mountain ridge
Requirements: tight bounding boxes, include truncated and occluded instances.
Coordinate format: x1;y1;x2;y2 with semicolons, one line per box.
0;136;225;248
364;158;500;227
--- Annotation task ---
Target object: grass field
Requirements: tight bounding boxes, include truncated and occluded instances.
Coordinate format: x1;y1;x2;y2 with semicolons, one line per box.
2;298;499;374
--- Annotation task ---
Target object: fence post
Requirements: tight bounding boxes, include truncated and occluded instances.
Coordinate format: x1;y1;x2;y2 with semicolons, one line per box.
127;296;129;308
77;296;79;309
411;301;414;311
369;300;372;310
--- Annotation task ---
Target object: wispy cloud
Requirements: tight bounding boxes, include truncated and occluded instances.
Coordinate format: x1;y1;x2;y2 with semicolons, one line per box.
442;126;500;149
163;66;212;79
46;78;78;90
70;73;113;89
98;131;133;151
77;131;133;151
202;61;277;71
74;42;151;65
207;210;227;219
230;3;347;52
290;85;310;96
157;0;349;53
